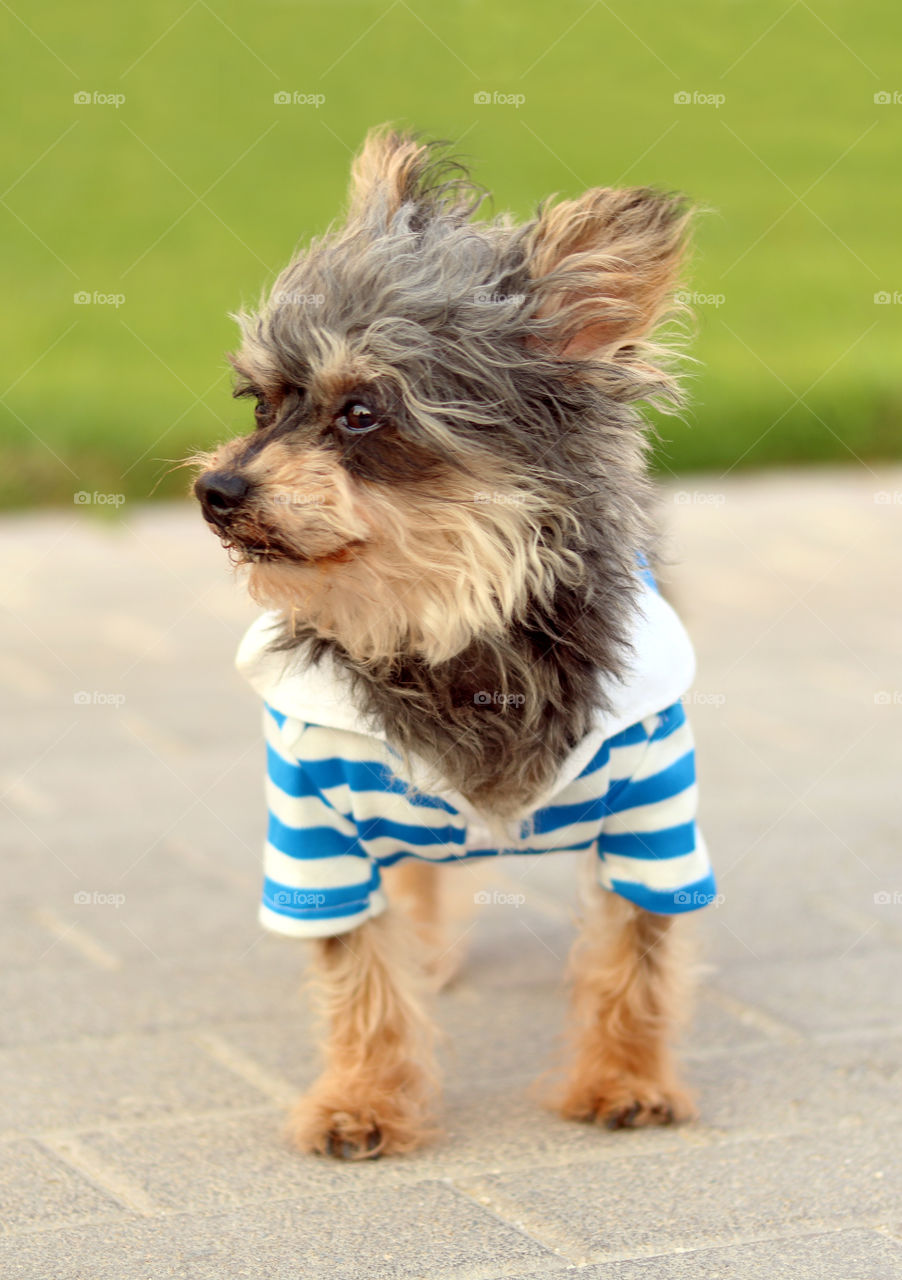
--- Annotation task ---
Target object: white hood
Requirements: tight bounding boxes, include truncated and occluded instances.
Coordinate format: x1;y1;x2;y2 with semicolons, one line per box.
235;581;696;814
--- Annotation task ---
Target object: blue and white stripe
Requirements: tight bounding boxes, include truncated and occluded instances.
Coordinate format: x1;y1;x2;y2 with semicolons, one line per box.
258;697;716;938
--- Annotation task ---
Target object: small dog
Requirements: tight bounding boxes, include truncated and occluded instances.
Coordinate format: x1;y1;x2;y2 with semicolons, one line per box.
194;127;716;1159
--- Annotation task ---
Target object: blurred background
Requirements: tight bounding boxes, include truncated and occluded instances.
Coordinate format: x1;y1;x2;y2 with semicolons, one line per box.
2;0;900;507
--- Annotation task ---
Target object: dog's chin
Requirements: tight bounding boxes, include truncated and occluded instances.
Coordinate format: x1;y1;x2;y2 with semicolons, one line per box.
206;516;364;570
237;540;365;568
241;538;368;605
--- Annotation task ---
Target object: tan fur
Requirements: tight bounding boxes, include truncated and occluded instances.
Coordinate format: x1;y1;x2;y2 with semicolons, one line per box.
294;877;696;1157
348;129;430;221
527;186;691;396
346;126;476;224
382;861;441;944
260;471;578;668
382;861;467;990
199;431;583;669
553;887;696;1127
289;909;441;1158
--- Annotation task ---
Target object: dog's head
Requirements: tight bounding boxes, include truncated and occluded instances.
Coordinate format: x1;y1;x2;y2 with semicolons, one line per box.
194;127;691;666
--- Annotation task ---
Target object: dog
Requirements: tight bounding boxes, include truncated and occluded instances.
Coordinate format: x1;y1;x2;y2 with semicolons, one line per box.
193;127;716;1159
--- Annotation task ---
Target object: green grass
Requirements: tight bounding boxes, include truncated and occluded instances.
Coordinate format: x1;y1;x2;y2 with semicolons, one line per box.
2;0;900;507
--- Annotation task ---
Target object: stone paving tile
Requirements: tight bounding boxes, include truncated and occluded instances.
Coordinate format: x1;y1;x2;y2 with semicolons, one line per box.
69;1030;897;1217
458;908;578;990
1;476;901;1276
0;1031;271;1136
688;1035;902;1133
0;1183;562;1280
0;1139;127;1231
693;880;882;968
697;836;902;966
188;1014;320;1092
58;855;262;967
511;1229;902;1279
65;1094;698;1208
438;980;565;1089
6;736;258;841
458;1126;901;1264
72;1110;339;1210
0;955;301;1048
0;901;100;972
713;948;902;1035
4;799;263;901
685;995;779;1060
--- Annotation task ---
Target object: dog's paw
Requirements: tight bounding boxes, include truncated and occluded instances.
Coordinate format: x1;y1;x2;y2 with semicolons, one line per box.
294;1103;386;1160
288;1080;437;1159
557;1077;696;1130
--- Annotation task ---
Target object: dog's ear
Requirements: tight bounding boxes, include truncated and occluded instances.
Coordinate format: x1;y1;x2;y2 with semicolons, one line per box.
524;188;691;386
347;126;483;226
348;129;430;220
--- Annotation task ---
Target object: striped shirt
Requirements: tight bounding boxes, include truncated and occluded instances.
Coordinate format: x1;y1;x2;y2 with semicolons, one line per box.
237;578;716;938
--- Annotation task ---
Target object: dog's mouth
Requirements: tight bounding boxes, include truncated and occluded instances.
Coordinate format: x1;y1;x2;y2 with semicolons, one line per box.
243;542;365;567
208;520;365;568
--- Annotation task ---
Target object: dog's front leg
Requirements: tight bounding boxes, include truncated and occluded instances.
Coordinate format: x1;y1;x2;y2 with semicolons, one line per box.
556;889;696;1129
289;908;440;1158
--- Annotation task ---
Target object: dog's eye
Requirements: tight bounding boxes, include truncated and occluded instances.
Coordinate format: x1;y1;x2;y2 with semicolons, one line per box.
253;397;271;427
336;402;379;434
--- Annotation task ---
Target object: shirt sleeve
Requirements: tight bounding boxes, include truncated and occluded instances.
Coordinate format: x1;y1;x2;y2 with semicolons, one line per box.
259;702;387;938
597;701;717;915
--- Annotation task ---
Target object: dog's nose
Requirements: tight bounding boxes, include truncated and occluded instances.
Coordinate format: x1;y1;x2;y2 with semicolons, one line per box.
194;471;250;514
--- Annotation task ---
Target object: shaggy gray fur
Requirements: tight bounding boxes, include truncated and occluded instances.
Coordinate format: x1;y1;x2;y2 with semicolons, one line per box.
231;138;687;819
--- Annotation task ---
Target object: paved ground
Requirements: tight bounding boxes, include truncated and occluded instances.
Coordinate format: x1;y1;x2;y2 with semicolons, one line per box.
1;468;900;1278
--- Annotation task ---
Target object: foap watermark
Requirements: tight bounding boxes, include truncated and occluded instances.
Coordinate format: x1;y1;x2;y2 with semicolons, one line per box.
874;91;902;105
474;90;526;108
473;491;527;506
474;690;526;707
874;891;902;905
673;490;726;507
74;490;125;507
273;889;327;908
874;691;902;706
874;291;902;305
273;290;325;307
674;90;725;109
674;889;725;908
675;289;725;309
273;91;325;108
474;290;526;306
74;690;126;708
74;90;125;108
74;890;126;907
682;691;727;708
273;491;325;507
874;491;902;505
474;889;526;907
74;291;126;308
